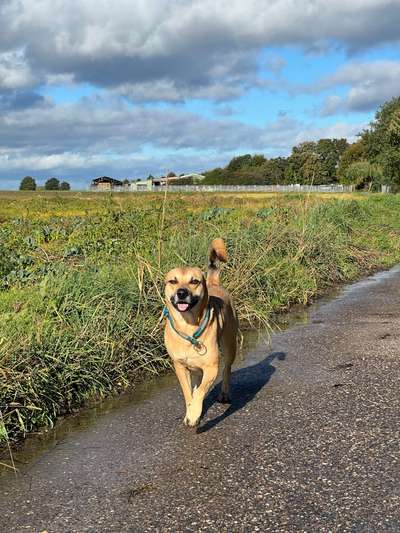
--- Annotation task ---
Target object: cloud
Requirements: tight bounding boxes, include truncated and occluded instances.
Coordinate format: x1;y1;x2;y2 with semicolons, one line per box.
0;89;47;111
0;98;267;155
319;95;344;116
0;94;365;189
0;1;399;103
303;122;363;144
1;98;341;162
318;60;400;114
0;49;36;90
115;78;244;103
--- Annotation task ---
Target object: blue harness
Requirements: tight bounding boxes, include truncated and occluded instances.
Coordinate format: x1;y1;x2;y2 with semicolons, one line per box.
163;305;211;350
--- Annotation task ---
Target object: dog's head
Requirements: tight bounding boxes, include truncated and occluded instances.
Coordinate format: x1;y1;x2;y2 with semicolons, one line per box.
164;267;207;314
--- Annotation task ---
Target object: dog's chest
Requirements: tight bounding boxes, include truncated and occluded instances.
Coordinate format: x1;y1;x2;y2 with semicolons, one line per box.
176;352;202;371
167;342;207;369
165;330;218;370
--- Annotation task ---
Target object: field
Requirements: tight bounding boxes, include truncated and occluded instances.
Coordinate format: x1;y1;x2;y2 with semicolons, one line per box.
1;191;400;444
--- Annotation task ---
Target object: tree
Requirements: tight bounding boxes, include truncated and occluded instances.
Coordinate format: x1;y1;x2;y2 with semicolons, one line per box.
285;139;349;185
338;141;366;182
202;167;228;184
285;142;323;184
44;177;60;190
60;181;71;190
388;109;400;146
316;138;349;183
249;154;267;167
358;96;400;188
19;176;37;191
167;171;176;177
344;161;383;190
264;157;289;184
226;154;253;172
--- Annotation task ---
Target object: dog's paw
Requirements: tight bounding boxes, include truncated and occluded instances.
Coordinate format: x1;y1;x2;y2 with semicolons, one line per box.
218;392;231;404
183;415;200;427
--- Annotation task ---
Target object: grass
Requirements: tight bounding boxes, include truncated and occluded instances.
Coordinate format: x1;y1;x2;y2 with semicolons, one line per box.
1;191;400;444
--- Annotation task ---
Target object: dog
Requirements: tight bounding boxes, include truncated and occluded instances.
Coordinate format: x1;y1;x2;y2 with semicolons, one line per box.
163;238;238;427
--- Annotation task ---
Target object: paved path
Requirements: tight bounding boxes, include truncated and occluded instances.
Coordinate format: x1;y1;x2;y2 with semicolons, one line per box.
1;268;399;532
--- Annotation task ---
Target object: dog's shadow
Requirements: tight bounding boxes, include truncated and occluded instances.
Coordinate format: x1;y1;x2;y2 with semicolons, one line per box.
197;351;286;433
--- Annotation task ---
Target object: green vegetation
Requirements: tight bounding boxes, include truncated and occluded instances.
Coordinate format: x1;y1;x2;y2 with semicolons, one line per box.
202;141;350;186
351;96;400;191
1;191;400;444
342;161;383;190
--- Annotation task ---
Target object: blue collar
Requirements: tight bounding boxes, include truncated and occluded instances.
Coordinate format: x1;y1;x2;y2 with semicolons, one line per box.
163;305;211;349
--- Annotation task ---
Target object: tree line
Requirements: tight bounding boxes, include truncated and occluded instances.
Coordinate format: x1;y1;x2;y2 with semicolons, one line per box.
19;176;71;191
201;96;400;191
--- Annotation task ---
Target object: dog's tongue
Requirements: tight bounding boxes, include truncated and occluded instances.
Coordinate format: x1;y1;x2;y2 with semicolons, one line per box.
177;302;189;312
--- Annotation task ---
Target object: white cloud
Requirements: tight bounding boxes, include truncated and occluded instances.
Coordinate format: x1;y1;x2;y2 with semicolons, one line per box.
0;49;36;89
0;96;364;185
318;60;400;114
319;95;344;116
302;122;364;144
0;1;399;100
116;79;243;103
0;98;267;154
0;152;110;171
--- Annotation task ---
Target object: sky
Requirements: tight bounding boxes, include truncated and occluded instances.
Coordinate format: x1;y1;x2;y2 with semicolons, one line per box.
0;1;400;190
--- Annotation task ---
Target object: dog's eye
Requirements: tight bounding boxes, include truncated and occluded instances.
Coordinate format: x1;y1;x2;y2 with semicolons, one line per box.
168;279;178;285
190;279;201;286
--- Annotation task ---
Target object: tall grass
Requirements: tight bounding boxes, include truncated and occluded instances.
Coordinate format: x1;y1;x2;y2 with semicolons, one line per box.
1;193;400;443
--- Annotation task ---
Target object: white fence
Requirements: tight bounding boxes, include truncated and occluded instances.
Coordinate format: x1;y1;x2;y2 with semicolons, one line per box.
154;184;355;193
90;183;392;193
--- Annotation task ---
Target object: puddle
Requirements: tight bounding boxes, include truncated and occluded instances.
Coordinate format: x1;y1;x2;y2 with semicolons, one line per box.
1;265;399;476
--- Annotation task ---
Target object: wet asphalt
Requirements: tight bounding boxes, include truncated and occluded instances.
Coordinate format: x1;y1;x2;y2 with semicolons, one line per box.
1;267;400;532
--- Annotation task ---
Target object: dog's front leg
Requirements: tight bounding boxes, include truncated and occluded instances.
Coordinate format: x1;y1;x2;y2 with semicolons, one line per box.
184;365;218;427
173;361;193;418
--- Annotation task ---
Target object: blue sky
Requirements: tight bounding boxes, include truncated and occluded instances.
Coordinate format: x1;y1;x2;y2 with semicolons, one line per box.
0;1;400;189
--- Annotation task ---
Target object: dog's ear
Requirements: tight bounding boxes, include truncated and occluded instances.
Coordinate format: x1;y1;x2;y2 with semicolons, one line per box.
201;273;208;299
196;275;209;323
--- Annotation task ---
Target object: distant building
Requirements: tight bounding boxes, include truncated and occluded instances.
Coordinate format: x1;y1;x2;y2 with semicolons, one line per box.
90;176;123;191
130;177;153;191
90;172;205;191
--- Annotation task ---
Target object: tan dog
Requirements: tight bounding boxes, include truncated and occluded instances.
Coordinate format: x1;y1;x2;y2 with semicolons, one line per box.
164;238;238;427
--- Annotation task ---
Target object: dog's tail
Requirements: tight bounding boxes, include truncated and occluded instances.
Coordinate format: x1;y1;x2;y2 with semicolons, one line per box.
207;238;228;286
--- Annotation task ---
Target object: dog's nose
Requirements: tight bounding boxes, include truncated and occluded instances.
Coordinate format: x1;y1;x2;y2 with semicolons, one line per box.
176;288;189;299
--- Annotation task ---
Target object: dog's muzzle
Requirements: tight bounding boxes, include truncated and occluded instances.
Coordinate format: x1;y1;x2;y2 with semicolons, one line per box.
171;288;199;312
